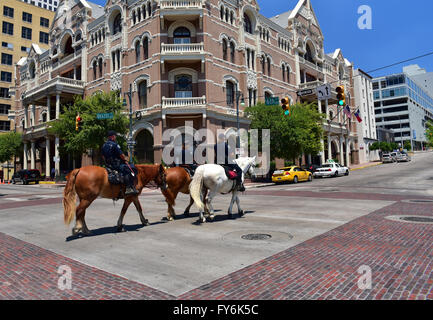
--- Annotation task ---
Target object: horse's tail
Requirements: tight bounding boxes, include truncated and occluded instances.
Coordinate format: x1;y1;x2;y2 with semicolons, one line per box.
189;166;205;211
63;168;80;225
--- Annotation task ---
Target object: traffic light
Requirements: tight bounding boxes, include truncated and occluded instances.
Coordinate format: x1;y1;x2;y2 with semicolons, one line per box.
75;115;82;132
281;97;291;116
336;85;346;106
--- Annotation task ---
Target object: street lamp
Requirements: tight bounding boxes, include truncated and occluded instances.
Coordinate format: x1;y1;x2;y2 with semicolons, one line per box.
123;84;136;163
235;90;245;158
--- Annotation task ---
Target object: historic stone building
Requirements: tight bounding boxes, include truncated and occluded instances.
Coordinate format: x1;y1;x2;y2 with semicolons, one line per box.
13;0;359;176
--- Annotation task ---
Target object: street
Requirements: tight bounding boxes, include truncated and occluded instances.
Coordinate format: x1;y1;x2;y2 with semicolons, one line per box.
0;152;432;300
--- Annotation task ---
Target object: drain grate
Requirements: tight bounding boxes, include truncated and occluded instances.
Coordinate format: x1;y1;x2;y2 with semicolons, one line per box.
401;216;433;223
241;233;272;240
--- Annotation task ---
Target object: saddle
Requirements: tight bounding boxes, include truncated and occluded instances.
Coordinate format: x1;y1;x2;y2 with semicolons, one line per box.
221;165;238;180
179;164;198;178
106;167;124;185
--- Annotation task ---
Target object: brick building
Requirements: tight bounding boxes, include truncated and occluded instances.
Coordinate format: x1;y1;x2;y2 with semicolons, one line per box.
13;0;359;176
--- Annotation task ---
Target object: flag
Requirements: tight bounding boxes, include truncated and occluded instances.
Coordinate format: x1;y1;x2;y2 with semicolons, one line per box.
343;105;351;118
354;109;362;123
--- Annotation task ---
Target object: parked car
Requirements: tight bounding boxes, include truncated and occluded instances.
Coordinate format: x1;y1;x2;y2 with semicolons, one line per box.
396;152;411;162
272;166;313;184
381;153;396;163
313;163;349;178
12;169;41;185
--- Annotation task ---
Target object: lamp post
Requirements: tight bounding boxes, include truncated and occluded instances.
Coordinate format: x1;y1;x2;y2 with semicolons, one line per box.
235;90;245;158
123;84;135;163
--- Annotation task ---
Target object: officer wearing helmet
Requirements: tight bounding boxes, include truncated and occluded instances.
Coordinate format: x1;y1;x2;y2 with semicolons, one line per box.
101;130;138;196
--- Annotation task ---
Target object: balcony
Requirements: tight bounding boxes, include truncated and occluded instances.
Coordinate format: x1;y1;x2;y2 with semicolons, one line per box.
162;96;206;109
160;0;203;9
160;43;205;72
160;0;204;29
23;76;85;103
161;43;204;55
299;57;323;74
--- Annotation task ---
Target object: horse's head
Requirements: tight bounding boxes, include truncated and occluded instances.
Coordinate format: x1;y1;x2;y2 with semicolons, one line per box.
235;156;256;176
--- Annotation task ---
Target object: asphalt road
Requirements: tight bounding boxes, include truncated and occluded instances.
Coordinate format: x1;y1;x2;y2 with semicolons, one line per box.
0;151;432;297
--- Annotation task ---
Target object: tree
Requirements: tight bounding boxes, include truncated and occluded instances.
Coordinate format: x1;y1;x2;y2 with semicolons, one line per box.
0;132;22;163
403;140;412;151
49;91;129;160
245;102;324;162
426;120;433;147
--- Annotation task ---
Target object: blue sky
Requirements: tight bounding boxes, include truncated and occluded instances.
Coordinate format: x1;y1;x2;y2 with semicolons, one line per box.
90;0;433;77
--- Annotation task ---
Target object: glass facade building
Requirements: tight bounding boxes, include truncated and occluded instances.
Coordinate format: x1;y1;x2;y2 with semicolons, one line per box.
373;72;433;150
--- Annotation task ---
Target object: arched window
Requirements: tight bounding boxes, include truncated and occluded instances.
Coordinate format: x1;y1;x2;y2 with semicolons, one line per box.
282;65;285;82
147;2;151;17
75;33;81;42
261;56;266;74
226;81;235;106
64;36;74;56
222;39;228;61
230;11;234;25
93;60;97;79
286;66;290;83
29;62;36;79
113;13;122;35
264;91;272;101
244;13;252;34
132;11;136;25
42;112;47;123
225;8;229;22
305;44;314;63
339;66;344;80
98;57;103;77
135;41;141;63
137;8;141;22
173;27;190;44
175;74;192;98
220;6;224;20
267;57;271;76
143;37;149;60
142;5;146;19
138;81;147;107
230;42;235;63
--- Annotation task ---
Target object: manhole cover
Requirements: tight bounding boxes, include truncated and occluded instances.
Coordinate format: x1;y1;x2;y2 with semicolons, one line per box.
27;197;41;201
385;215;433;225
401;216;433;223
241;233;272;240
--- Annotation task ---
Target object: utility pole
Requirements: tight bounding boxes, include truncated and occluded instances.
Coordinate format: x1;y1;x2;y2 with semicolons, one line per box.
123;84;136;163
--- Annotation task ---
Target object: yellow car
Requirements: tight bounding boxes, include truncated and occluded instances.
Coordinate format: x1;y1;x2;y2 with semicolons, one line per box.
272;166;313;184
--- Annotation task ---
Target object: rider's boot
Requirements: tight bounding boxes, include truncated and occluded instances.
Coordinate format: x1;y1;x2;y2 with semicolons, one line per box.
236;176;246;192
125;185;138;196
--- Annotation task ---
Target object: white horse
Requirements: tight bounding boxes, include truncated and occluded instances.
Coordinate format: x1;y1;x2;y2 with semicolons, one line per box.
189;156;256;223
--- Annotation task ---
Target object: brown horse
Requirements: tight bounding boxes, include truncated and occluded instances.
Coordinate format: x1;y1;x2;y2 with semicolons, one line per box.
63;164;166;236
160;166;208;221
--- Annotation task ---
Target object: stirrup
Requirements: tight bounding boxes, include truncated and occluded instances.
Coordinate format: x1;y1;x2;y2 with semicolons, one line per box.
125;186;138;196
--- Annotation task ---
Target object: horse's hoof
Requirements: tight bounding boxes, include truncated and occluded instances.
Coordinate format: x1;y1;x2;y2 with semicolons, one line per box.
183;211;190;217
142;219;150;226
167;216;174;221
239;210;244;217
71;228;80;236
207;215;215;222
117;225;126;232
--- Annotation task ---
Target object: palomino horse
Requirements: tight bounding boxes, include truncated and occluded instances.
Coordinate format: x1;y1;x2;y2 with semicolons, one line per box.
63;164;166;236
189;156;256;223
160;166;210;221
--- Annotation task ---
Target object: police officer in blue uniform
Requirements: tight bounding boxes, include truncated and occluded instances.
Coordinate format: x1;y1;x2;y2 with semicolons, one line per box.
101;130;138;196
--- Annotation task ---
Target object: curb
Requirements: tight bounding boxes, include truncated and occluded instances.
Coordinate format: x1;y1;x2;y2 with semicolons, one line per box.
245;183;275;189
350;162;382;171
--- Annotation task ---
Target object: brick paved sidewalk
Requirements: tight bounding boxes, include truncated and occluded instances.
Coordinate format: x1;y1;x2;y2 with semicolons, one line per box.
179;201;433;300
0;197;432;300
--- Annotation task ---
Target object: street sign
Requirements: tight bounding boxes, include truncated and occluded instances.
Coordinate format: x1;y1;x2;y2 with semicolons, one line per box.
96;112;114;120
316;84;332;100
297;89;314;97
265;97;279;106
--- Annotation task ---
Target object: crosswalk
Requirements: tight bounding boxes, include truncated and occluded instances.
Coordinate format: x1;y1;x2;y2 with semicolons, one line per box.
1;194;61;202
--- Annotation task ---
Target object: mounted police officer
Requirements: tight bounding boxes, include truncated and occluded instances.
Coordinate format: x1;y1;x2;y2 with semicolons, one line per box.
214;133;245;192
101;130;138;196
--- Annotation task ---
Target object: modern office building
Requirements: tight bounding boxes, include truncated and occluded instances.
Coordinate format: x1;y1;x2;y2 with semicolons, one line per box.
1;0;55;179
353;68;379;163
373;67;433;150
13;0;360;176
20;0;60;12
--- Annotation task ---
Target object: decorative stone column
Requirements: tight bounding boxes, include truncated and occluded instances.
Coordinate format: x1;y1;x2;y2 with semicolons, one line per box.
45;137;51;178
56;94;60;119
327;133;332;161
320;139;325;164
47;96;51;122
345;136;350;167
23;142;28;169
30;140;36;169
339;135;344;165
